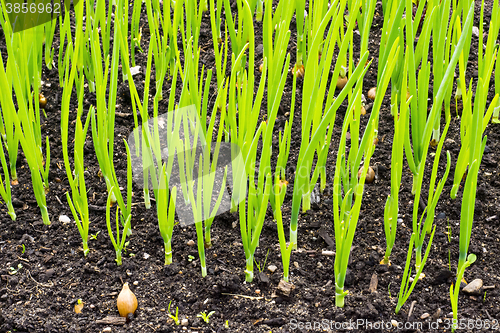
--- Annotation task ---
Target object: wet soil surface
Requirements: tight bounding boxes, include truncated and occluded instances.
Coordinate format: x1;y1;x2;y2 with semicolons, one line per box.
0;1;499;332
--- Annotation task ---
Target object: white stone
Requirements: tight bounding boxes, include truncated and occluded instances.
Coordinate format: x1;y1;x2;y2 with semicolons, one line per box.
463;279;483;294
59;215;71;223
421;313;430;319
130;66;141;76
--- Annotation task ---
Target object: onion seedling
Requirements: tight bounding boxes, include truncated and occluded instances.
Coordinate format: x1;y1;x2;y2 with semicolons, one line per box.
333;35;399;307
0;137;15;220
179;143;228;277
493;54;500;123
106;140;133;266
63;98;92;256
0;45;19;187
209;0;228;107
450;0;500;198
173;103;229;276
60;15;92;255
274;173;294;282
157;164;177;265
382;54;409;265
290;0;364;248
226;0;267;213
239;171;272;282
369;0;405;104
90;3;132;225
0;98;19;185
430;0;461;145
1;16;51;224
450;10;496;325
332;95;377;307
396;3;475;313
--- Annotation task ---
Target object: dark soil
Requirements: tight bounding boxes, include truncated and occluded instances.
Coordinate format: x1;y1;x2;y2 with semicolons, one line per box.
1;1;499;333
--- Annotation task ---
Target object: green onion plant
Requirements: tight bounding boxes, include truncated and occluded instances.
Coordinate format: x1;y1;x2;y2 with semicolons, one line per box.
381;55;409;265
0;136;15;220
450;0;500;198
396;3;475;313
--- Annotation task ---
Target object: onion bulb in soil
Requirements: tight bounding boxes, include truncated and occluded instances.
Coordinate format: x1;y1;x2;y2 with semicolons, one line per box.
358;166;375;184
360;105;366;115
336;75;347;90
367;87;376;101
293;64;305;79
117;283;138;317
39;93;47;108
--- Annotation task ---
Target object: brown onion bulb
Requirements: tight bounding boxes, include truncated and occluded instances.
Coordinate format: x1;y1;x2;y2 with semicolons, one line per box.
336;75;348;90
294;65;305;79
367;87;376;101
117;283;138;317
360;105;366;115
357;166;375;184
39;93;47;108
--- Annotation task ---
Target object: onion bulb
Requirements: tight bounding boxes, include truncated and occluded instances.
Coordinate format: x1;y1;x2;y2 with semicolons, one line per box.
117;283;138;317
39;93;47;108
360;105;366;115
293;64;305;79
357;166;375;184
336;75;347;90
367;87;376;101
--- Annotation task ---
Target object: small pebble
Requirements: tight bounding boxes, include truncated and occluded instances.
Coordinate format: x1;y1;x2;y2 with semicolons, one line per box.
421;313;430;319
255;289;260;294
59;215;71;223
133;281;139;286
187;240;195;247
143;253;150;259
391;320;398;327
103;327;112;333
432;308;442;320
293;262;299;269
463;279;483;294
181;318;189;326
268;265;278;273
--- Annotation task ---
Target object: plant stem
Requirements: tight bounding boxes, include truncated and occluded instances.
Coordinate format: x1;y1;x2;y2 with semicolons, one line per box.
245;255;254;282
82;240;89;257
116;250;122;266
204;224;212;248
335;282;347;307
165;241;172;265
